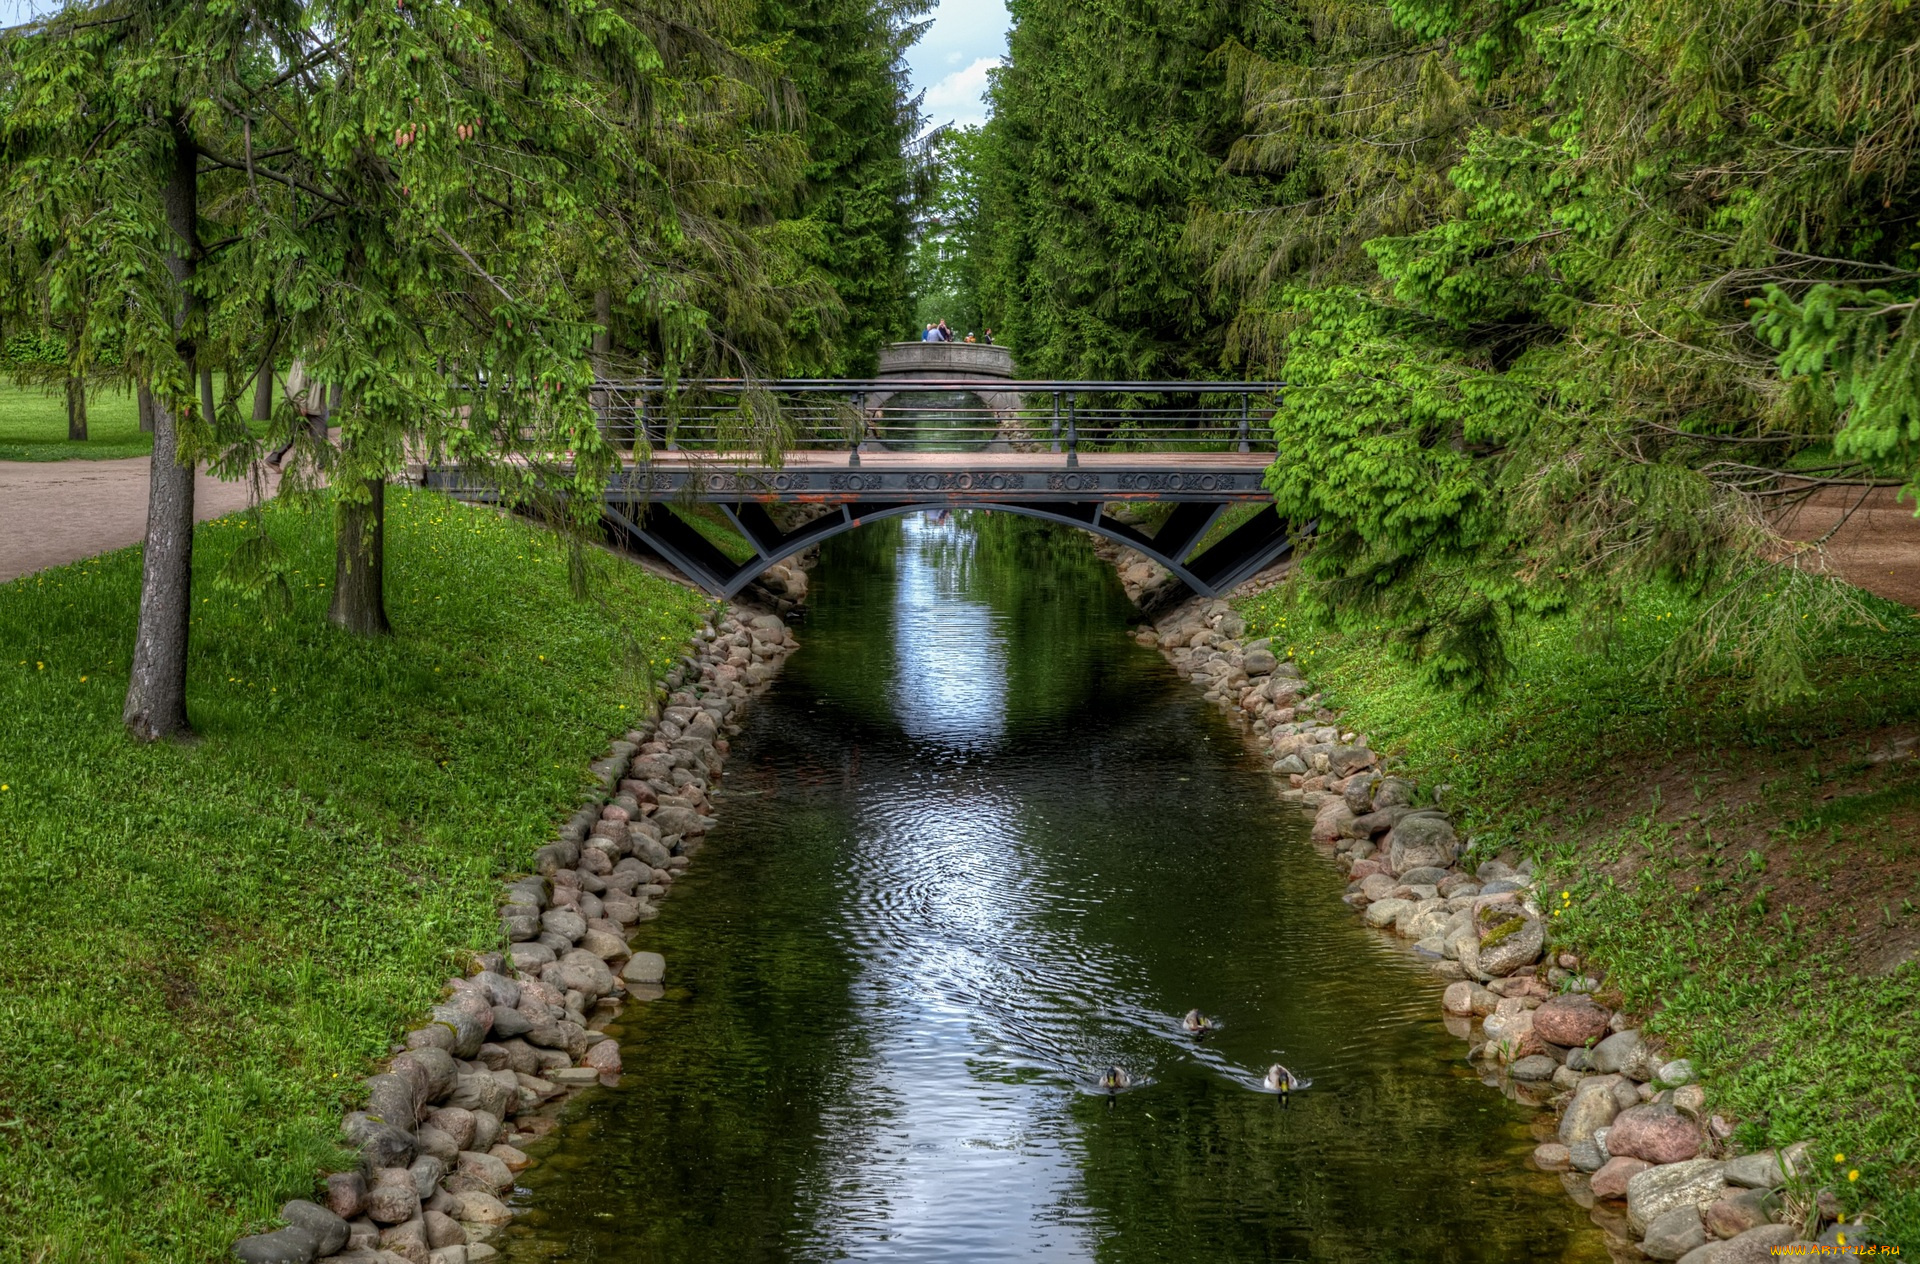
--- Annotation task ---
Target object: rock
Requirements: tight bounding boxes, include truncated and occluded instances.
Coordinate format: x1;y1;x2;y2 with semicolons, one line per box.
469;1110;502;1153
1363;898;1412;928
392;1048;458;1105
1559;1075;1623;1146
1533;1142;1572;1170
488;1006;532;1040
409;1157;446;1200
1626;1158;1726;1236
1591;1156;1651;1200
1607;1103;1703;1164
1703;1188;1777;1239
551;1066;602;1085
424;1209;467;1248
1475;915;1545;977
1591;1029;1646;1075
1704;1224;1800;1264
1642;1204;1708;1261
1565;1046;1595;1072
365;1179;422;1226
456;1150;514;1192
447;1073;513;1119
326;1171;368;1220
1569;1139;1606;1173
1722;1150;1790;1190
1312;799;1357;843
428;1003;490;1059
231;1228;321;1264
1397;865;1451;886
380;1218;430;1262
583;1040;622;1074
343;1113;415;1171
1510;1054;1557;1081
1532;995;1611;1047
1442;982;1475;1015
365;1073;423;1129
622;952;666;984
504;942;555;973
414;1125;459;1165
1552;1064;1583;1091
543;950;616;998
487;1144;530;1173
278;1201;350;1256
423;1108;475;1152
1673;1083;1707;1120
578;928;629;962
1387;814;1459;872
1658;1058;1695;1085
1243;648;1277;675
470;971;520;1009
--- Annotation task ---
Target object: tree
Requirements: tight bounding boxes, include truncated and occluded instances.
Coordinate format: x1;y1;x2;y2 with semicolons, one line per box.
970;0;1298;378
761;0;931;372
1192;0;1920;701
908;125;986;334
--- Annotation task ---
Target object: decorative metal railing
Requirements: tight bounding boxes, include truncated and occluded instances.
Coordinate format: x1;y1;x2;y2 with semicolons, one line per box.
588;378;1285;460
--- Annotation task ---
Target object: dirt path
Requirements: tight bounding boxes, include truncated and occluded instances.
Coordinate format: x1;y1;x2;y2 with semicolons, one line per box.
0;456;280;583
1774;484;1920;609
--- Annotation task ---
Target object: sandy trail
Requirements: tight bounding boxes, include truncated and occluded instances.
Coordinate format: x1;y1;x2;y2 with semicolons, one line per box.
0;456;281;584
1773;484;1920;609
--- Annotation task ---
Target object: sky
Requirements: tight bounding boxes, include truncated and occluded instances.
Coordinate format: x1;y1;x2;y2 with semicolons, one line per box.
906;0;1011;131
0;0;1010;127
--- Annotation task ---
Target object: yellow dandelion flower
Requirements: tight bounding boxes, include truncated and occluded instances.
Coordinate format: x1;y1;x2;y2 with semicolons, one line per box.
1848;1170;1859;1182
1834;1152;1845;1163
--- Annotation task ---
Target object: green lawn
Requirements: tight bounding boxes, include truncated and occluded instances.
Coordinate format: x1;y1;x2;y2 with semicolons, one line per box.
0;490;708;1260
1238;585;1920;1242
0;381;152;461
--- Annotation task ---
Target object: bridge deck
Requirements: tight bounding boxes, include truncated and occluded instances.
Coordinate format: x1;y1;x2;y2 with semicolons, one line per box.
610;450;1275;504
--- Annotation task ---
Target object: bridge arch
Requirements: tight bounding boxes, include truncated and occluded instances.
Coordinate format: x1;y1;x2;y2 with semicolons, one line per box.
601;496;1294;601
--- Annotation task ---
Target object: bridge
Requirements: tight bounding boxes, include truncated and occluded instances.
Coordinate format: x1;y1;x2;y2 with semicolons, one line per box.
426;355;1295;600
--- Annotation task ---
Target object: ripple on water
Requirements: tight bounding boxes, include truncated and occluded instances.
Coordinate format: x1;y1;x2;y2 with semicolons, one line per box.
500;513;1609;1264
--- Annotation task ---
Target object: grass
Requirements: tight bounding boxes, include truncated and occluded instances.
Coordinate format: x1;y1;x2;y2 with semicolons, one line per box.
1237;584;1920;1245
0;382;152;461
0;488;709;1261
667;503;758;564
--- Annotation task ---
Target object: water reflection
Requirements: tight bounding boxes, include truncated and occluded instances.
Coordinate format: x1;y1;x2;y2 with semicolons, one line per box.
500;514;1609;1263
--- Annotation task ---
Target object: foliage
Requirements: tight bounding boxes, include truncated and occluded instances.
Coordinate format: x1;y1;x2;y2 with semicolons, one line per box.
908;125;987;335
1237;581;1920;1243
965;0;1300;378
1187;0;1920;703
0;491;707;1258
760;0;932;375
0;381;150;460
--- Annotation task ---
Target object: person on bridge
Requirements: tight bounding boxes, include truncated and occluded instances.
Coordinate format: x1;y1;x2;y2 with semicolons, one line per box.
964;332;977;343
922;323;940;342
937;319;954;341
982;329;995;345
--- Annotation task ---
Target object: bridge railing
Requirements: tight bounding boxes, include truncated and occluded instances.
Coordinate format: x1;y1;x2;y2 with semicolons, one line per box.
587;379;1285;457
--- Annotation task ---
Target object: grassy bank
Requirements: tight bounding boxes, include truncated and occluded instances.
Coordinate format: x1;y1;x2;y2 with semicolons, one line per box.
0;382;151;461
1238;585;1920;1244
0;489;707;1260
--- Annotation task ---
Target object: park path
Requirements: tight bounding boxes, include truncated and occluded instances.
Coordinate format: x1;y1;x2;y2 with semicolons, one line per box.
0;456;280;584
1775;484;1920;610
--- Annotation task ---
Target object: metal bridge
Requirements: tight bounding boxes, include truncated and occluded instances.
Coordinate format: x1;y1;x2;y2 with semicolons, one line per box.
424;372;1297;600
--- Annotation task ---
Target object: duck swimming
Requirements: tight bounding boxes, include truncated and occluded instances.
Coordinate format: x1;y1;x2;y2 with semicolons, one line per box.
1264;1063;1309;1095
1181;1009;1217;1036
1099;1065;1133;1093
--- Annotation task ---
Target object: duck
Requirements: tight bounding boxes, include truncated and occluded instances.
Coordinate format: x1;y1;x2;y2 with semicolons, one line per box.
1181;1009;1217;1036
1264;1063;1308;1095
1098;1065;1133;1093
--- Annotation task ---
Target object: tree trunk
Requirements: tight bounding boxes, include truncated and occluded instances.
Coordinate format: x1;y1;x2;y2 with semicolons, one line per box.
65;374;87;441
137;379;155;433
123;118;199;741
252;357;275;422
328;475;391;636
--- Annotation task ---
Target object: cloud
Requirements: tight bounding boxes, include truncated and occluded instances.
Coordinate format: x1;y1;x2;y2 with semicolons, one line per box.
922;57;1000;129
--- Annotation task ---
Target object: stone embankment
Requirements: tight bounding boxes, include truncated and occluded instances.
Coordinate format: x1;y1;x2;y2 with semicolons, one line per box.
1138;596;1876;1260
229;605;801;1264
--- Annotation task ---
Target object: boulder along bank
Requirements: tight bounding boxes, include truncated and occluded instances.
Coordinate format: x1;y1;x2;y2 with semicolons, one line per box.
229;602;803;1264
1136;593;1881;1261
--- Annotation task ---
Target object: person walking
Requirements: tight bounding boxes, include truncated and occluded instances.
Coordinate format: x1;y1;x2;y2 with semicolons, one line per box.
265;359;328;467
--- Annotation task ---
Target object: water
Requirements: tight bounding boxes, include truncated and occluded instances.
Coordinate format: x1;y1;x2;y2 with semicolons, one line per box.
500;514;1610;1263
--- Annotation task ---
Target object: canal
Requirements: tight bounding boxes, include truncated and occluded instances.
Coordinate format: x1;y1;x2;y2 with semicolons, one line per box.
499;512;1608;1263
